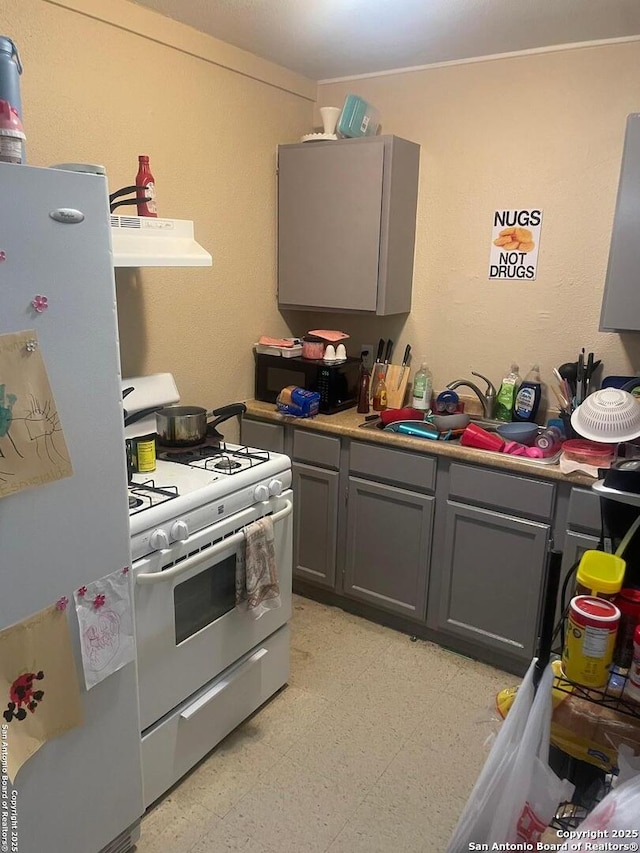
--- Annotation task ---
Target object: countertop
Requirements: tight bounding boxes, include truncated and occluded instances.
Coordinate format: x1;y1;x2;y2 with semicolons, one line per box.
244;400;594;486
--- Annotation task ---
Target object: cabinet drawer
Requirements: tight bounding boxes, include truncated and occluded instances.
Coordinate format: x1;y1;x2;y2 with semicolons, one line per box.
141;625;289;808
241;419;285;454
567;488;602;535
448;463;555;520
293;430;340;469
349;441;436;493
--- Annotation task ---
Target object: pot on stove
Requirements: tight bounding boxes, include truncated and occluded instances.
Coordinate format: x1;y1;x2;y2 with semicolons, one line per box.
156;403;247;447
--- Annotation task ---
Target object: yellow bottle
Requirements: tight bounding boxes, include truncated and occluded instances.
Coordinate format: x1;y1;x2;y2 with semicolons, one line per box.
373;370;387;411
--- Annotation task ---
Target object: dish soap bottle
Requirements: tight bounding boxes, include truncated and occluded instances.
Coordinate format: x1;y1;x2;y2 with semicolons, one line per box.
411;359;432;411
495;364;521;422
372;368;388;411
513;364;542;422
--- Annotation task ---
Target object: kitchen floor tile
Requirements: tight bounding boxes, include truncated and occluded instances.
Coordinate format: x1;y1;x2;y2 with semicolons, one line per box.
136;595;513;853
134;793;220;853
238;682;332;753
169;727;282;818
221;755;362;853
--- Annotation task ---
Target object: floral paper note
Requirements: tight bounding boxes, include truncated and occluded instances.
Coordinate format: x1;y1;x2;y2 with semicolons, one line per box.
74;568;135;689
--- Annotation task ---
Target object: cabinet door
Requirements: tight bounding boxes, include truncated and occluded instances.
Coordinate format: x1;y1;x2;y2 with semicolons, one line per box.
438;501;550;661
278;141;384;311
241;419;285;454
344;477;434;619
600;114;640;331
292;463;339;588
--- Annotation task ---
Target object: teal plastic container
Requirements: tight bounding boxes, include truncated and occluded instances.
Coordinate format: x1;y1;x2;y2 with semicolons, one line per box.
337;95;380;138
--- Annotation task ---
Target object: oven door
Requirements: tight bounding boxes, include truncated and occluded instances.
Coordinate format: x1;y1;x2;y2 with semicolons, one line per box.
133;492;293;731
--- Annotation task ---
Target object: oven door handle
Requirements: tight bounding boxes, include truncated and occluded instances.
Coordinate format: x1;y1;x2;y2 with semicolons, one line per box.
135;499;293;586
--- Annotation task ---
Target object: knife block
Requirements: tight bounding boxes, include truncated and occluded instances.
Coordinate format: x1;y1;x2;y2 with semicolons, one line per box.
384;365;410;409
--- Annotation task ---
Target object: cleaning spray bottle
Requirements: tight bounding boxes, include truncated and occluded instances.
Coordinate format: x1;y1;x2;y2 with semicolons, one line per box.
495;364;521;422
513;364;542;423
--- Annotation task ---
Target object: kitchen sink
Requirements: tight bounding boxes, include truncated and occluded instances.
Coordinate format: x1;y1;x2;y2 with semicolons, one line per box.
467;416;502;431
358;414;502;433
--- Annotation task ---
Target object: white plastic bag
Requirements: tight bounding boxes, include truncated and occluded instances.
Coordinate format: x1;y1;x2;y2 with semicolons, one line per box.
570;773;640;848
446;659;574;852
488;661;574;843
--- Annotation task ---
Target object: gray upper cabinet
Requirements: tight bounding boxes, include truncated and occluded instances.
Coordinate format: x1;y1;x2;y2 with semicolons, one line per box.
436;501;550;661
600;114;640;331
277;135;420;315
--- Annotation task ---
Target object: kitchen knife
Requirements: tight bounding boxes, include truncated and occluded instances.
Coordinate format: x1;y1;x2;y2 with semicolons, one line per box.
585;351;594;397
375;339;385;364
396;344;412;390
576;351;584;405
384;339;393;364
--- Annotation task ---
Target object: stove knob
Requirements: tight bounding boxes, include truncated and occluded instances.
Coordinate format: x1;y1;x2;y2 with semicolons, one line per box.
268;479;283;497
149;529;170;551
253;483;270;502
170;520;189;543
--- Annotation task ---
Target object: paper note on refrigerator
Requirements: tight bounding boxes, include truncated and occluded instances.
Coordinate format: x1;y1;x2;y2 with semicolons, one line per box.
0;329;72;498
0;604;83;783
74;568;135;690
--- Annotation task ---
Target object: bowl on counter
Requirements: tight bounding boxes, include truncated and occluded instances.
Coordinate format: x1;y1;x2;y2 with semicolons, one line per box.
429;413;470;432
495;422;539;445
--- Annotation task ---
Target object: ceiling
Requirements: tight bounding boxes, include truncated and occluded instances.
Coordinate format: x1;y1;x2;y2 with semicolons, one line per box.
133;0;640;80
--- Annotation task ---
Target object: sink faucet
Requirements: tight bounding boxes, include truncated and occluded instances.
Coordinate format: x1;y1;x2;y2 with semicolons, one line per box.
446;372;497;419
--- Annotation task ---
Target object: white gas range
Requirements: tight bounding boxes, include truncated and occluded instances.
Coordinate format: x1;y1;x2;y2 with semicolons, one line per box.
124;376;293;808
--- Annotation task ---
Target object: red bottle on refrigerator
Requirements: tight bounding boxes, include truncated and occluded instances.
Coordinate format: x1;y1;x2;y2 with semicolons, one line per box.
135;155;157;217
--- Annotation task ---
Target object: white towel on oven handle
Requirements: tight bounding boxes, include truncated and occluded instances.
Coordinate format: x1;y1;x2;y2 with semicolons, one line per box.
235;515;281;619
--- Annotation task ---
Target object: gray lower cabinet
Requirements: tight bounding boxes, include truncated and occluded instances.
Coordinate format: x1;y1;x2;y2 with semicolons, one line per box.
241;418;285;454
437;500;551;661
292;462;339;588
343;476;434;619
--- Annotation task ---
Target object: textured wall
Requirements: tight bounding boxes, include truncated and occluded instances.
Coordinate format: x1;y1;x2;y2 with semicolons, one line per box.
317;43;640;399
7;1;640;414
4;0;313;434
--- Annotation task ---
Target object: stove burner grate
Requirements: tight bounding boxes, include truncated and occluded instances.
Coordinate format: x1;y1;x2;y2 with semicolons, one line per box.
128;480;179;515
214;458;242;472
159;442;271;474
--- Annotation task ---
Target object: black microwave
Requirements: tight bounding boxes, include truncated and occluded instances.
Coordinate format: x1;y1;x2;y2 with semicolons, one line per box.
255;353;360;414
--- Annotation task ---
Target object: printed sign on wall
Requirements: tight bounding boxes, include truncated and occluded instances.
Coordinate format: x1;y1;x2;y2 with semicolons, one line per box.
489;209;543;281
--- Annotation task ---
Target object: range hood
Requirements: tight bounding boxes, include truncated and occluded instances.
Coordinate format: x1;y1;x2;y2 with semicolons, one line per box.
111;214;212;267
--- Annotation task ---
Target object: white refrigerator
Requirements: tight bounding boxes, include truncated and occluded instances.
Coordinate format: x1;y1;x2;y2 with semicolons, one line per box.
0;163;143;852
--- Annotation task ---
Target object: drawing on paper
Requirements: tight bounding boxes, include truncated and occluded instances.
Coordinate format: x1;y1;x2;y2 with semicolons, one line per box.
83;611;121;671
3;670;45;722
74;569;135;689
0;330;72;498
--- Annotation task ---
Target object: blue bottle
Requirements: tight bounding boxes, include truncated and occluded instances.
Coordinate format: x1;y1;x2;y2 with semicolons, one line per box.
0;36;24;159
513;364;542;422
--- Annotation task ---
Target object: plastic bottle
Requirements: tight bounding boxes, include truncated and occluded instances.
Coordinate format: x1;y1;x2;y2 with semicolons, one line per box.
411;359;432;411
0;99;25;164
513;364;542;423
623;624;640;704
372;369;387;411
0;37;24;161
495;364;521;422
357;353;371;414
135;155;158;217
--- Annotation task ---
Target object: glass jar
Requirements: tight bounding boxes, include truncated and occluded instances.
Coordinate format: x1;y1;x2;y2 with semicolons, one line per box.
301;335;324;359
